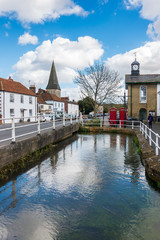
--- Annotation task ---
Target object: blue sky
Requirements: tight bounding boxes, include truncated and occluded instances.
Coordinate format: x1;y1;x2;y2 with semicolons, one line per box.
0;0;160;99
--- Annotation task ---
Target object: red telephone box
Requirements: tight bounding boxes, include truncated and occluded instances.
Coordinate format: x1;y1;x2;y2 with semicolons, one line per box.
119;107;127;126
110;108;117;126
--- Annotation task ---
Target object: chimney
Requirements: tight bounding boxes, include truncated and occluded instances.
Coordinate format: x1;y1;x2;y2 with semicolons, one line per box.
8;76;13;81
29;84;36;93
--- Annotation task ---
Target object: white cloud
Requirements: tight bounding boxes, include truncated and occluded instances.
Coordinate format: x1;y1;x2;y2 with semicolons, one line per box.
124;0;160;40
4;21;10;29
18;33;39;45
12;36;104;91
107;41;160;79
124;0;141;9
147;18;160;40
62;87;80;101
5;32;8;37
0;0;89;24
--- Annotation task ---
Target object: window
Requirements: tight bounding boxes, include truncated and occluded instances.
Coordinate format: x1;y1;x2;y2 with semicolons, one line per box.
61;103;63;107
49;105;52;110
55;102;57;107
21;95;24;103
40;105;44;109
29;109;32;116
58;103;60;107
10;109;14;116
10;94;14;102
29;96;32;104
140;86;147;103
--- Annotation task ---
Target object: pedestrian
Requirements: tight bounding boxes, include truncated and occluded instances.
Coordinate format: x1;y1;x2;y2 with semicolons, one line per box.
148;113;153;129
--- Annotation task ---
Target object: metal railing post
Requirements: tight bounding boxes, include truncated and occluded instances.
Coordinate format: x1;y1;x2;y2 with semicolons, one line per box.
143;123;145;135
70;115;72;125
100;119;102;127
63;113;65;127
80;113;83;124
76;115;78;123
140;121;142;132
53;112;55;130
11;115;16;143
145;125;147;139
119;120;121;128
37;113;40;134
156;133;159;156
82;117;84;127
132;121;134;130
149;128;152;146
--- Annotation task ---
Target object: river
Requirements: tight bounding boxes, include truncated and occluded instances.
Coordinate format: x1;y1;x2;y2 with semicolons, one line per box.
0;133;160;240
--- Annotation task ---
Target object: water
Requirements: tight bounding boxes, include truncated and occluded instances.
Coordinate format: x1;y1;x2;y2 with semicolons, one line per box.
0;134;160;240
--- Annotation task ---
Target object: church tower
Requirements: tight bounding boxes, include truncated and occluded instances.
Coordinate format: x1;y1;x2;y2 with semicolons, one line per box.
46;61;61;97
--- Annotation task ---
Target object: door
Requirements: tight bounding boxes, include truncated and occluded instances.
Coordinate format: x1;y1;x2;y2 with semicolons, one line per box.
139;108;147;121
20;109;24;122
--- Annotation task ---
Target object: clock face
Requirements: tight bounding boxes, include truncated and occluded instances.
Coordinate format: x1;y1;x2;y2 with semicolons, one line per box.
133;65;138;70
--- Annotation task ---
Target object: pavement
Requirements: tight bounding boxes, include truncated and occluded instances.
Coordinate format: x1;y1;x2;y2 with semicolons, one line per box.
147;122;160;135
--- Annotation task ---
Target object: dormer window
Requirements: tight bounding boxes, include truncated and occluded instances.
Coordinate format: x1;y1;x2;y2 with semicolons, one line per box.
140;86;147;103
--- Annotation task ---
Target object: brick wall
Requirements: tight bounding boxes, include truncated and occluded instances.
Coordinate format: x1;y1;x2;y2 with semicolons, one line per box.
128;83;157;119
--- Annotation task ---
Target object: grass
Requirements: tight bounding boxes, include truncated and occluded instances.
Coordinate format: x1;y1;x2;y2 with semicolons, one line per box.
78;126;90;133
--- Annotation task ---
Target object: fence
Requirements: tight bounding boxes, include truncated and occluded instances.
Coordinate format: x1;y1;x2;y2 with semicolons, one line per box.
1;114;160;156
140;121;160;156
82;118;160;156
0;113;79;145
82;118;140;130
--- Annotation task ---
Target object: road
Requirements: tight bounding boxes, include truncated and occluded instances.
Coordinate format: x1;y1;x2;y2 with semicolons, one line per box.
0;119;75;147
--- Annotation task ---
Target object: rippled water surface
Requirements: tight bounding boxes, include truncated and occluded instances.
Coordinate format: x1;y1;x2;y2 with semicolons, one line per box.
0;134;160;240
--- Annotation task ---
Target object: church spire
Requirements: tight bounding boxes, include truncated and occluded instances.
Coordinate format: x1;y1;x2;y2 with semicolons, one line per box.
46;61;61;97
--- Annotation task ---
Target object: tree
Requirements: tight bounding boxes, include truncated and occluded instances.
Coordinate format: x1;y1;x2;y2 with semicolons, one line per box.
74;62;122;117
78;97;94;114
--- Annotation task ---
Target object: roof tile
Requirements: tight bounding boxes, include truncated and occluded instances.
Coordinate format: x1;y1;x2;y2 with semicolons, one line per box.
0;77;36;96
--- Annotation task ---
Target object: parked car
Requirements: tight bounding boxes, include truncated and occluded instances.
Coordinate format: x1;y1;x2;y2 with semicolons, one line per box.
40;114;51;122
127;117;138;121
126;116;139;125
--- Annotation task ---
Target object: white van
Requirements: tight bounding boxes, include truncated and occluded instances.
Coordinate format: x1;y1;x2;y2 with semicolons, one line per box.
40;113;52;122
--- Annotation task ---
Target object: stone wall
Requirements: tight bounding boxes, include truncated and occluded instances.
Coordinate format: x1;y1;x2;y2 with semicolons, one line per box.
136;130;160;183
0;124;79;169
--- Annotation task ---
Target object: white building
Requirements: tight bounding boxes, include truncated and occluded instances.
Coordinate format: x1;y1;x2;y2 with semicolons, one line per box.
0;77;37;123
61;97;79;116
68;101;79;116
37;89;64;115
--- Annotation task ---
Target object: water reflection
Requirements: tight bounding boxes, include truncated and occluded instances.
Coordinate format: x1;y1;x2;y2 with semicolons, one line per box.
0;134;160;240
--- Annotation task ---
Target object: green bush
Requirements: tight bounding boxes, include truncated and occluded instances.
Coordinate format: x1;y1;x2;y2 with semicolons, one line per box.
78;126;90;133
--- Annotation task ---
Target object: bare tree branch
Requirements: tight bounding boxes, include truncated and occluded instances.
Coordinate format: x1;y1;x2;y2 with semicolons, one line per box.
74;62;122;117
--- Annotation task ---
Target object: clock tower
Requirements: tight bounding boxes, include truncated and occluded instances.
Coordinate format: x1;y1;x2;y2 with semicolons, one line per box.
131;55;140;76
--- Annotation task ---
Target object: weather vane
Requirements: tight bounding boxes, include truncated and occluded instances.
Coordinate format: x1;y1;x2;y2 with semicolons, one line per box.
134;52;137;61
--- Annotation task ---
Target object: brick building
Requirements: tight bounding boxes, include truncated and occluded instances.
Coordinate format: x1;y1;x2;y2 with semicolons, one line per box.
125;60;160;120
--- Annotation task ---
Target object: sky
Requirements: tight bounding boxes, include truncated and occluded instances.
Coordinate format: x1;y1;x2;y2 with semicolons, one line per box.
0;0;160;100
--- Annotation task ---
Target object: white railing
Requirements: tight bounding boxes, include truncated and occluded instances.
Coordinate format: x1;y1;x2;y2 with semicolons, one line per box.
82;118;140;130
0;113;79;145
140;121;160;156
80;117;160;156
